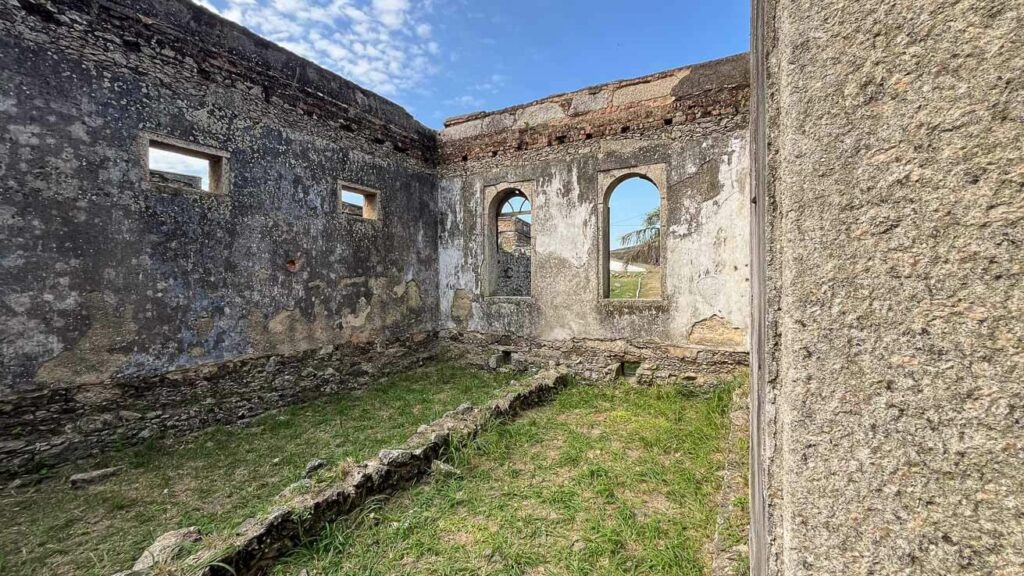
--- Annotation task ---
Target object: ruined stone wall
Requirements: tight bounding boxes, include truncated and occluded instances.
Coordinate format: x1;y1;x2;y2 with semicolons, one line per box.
753;0;1023;573
437;55;751;375
0;0;440;477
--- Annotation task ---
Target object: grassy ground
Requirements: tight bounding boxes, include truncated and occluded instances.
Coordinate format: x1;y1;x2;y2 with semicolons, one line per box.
274;374;745;576
710;383;750;576
0;364;517;576
609;270;662;300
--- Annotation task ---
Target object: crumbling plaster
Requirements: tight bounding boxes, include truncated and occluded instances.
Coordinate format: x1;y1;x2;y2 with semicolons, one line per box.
0;0;440;476
0;0;752;479
437;55;751;351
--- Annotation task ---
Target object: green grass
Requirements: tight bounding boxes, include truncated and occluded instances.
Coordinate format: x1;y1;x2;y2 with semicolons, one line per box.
717;383;750;576
274;374;745;576
0;364;518;576
609;270;662;300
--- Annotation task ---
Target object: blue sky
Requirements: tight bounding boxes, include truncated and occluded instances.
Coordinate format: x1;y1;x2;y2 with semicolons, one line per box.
181;0;747;245
609;178;660;250
192;0;750;128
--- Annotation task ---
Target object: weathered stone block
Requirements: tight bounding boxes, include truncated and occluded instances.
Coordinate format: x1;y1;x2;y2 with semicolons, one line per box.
69;466;125;488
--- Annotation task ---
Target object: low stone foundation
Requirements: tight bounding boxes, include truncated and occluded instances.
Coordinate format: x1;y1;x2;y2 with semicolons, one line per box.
1;328;745;481
115;369;572;576
442;330;748;383
1;333;437;480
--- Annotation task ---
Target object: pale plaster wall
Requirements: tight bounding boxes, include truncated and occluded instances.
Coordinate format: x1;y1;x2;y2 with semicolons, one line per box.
437;128;751;350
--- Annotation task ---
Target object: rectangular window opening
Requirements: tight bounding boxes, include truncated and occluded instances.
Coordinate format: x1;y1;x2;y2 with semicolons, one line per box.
145;135;227;195
339;183;379;219
621;361;641;378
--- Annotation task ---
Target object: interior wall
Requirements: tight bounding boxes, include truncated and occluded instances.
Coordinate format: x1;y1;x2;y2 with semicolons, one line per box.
437;55;752;379
0;0;439;477
753;0;1023;573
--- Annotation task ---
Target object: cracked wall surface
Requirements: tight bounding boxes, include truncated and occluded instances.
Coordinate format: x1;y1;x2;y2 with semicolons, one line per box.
437;55;752;377
0;0;440;477
754;0;1023;573
0;0;752;479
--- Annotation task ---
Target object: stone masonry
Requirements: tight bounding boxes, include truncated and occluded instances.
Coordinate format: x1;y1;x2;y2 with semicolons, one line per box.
0;0;749;479
2;0;1020;573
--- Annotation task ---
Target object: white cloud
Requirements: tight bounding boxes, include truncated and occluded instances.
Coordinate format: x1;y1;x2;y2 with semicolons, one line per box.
445;94;484;109
468;72;505;94
149;148;211;190
193;0;439;97
372;0;409;29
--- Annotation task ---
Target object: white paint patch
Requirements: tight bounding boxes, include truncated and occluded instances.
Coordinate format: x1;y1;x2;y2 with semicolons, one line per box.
666;134;751;342
436;177;482;327
609;259;650;273
534;164;593;268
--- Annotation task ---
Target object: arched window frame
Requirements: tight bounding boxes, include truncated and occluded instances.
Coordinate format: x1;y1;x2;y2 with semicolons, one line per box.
482;180;536;298
598;164;668;302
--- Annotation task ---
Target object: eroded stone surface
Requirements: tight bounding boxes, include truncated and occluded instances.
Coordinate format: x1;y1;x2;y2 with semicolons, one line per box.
0;0;440;478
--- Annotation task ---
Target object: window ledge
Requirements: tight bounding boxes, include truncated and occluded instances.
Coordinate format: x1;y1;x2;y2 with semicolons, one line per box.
600;298;668;310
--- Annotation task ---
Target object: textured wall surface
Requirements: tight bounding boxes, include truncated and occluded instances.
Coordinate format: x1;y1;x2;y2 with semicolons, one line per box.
437;55;752;375
755;0;1023;573
0;0;439;476
0;0;755;479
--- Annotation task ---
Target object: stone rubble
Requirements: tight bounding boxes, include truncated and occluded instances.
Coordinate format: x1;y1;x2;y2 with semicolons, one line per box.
69;466;125;489
114;369;570;576
302;459;328;479
130;527;201;571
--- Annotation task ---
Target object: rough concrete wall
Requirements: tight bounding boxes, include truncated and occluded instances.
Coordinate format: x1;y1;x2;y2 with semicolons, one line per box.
438;55;751;368
755;0;1023;574
0;0;439;476
495;249;531;297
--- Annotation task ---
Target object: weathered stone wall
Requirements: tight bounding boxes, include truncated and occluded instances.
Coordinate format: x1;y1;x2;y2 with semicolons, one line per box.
753;0;1023;573
494;249;531;297
437;55;752;366
0;0;440;477
441;331;748;384
0;1;753;479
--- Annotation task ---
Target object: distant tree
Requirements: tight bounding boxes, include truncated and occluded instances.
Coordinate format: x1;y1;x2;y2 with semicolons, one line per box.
618;207;660;266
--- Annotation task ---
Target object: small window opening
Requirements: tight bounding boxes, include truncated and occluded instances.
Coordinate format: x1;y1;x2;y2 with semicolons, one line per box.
620;125;631;134
606;176;662;300
494;190;532;297
146;137;226;194
663;117;674;126
621;361;641;378
339;183;379;219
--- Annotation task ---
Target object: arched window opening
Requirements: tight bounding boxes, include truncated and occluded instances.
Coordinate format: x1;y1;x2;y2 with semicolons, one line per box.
494;191;532;296
607;176;662;300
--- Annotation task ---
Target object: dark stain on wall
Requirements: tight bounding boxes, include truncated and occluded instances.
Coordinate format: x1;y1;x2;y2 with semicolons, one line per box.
0;0;752;479
0;0;439;477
